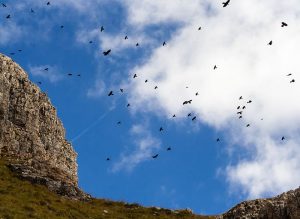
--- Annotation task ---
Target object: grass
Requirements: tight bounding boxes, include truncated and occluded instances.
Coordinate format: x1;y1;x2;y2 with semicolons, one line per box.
0;159;215;219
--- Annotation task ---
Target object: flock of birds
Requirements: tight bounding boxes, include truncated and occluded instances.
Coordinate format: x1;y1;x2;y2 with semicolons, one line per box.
1;0;295;162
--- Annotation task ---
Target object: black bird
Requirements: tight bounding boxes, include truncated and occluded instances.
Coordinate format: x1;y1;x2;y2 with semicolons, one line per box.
172;114;176;118
268;40;273;45
167;147;171;151
239;116;242;119
67;73;72;76
117;121;121;125
216;138;220;142
100;26;104;32
242;106;246;109
290;79;295;83
222;0;230;7
47;2;50;5
18;49;22;52
239;96;243;100
108;91;114;96
2;3;7;7
89;40;93;44
195;92;199;96
9;52;15;55
214;65;217;70
247;100;252;103
187;113;192;117
31;8;34;13
287;73;292;76
237;111;242;115
37;81;42;85
103;49;111;56
281;22;288;27
127;103;130;107
77;74;81;77
198;27;201;30
183;100;192;105
237;106;240;109
125;36;128;40
106;157;110;161
145;79;148;83
192;116;197;121
133;74;137;78
60;25;64;29
281;136;285;140
152;154;159;159
136;43;139;47
159;127;163;132
6;14;10;19
163;41;166;46
44;68;49;71
120;88;124;93
246;124;250;127
154;86;158;89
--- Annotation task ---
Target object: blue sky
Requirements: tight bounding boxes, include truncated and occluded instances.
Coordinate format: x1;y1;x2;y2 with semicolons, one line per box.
1;0;300;215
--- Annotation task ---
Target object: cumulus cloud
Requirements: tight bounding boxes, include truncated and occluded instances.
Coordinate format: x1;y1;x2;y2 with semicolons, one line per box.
87;80;106;98
122;0;300;198
112;123;161;172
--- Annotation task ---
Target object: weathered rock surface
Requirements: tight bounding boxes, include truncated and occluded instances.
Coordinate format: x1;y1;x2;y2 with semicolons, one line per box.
218;187;300;219
0;53;89;200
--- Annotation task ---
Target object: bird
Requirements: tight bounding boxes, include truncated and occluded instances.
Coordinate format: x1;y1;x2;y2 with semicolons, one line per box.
60;25;64;29
44;68;49;71
172;114;176;118
100;26;104;32
2;3;7;7
31;8;34;13
290;79;295;83
37;81;42;85
247;100;252;103
239;96;243;100
214;65;217;70
6;14;10;19
77;74;81;77
159;127;163;132
117;121;121;125
242;106;246;109
127;103;130;107
195;92;199;96
145;80;148;83
89;41;93;44
281;22;288;27
9;52;15;55
237;106;240;109
125;36;128;40
246;124;250;127
106;157;110;161
237;111;242;115
287;73;292;76
187;113;192;117
103;49;111;56
163;41;166;46
108;91;114;96
67;73;72;76
216;138;220;142
192;116;197;121
18;49;22;52
47;2;50;5
167;147;171;151
268;40;273;45
133;74;137;78
183;100;192;105
152;154;159;159
154;86;158;89
120;88;124;93
239;116;242;119
136;43;139;47
222;0;230;7
281;136;285;140
198;27;201;30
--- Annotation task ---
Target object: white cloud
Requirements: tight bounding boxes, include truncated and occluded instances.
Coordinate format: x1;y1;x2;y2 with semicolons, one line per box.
87;80;106;98
112;123;161;172
121;0;300;198
29;65;63;83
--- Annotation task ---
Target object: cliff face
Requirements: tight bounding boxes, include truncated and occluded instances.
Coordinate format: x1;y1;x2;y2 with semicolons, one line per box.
0;53;86;199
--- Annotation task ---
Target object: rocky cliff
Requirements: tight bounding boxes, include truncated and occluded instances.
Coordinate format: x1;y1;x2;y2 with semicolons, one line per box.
0;53;87;199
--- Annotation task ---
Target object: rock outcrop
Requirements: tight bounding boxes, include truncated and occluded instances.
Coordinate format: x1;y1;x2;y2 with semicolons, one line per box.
0;53;88;199
218;187;300;219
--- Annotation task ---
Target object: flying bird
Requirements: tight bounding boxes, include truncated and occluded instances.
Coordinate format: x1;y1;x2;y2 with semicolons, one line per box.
103;49;111;56
120;88;124;93
154;86;158;89
67;73;72;76
187;113;192;117
237;111;242;115
195;92;199;96
287;73;292;76
89;41;93;44
145;79;148;83
239;116;242;119
47;2;50;5
172;114;176;118
167;147;171;151
216;138;220;142
152;154;159;159
281;22;288;27
125;36;128;40
100;26;104;32
133;74;137;78
6;14;10;19
136;43;139;47
163;41;166;46
214;65;217;70
2;3;7;7
44;68;49;71
117;121;121;125
108;91;114;96
77;74;81;77
222;0;230;7
246;124;250;127
31;8;34;13
192;116;197;121
247;100;252;103
106;157;110;161
127;103;130;107
159;127;163;132
281;136;285;140
198;27;201;30
183;100;192;105
268;40;273;45
60;25;64;29
237;106;240;109
239;96;243;100
242;106;246;109
290;79;295;83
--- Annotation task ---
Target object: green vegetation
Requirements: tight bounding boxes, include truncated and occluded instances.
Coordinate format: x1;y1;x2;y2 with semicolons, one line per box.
0;159;214;219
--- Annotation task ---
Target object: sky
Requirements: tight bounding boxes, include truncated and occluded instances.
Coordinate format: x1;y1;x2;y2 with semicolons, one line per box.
1;0;300;215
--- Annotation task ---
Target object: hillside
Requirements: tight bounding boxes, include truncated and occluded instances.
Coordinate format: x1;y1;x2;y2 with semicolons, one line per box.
0;158;211;219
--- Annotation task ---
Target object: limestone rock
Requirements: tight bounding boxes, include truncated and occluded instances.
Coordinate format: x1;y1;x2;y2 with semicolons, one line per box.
0;53;88;199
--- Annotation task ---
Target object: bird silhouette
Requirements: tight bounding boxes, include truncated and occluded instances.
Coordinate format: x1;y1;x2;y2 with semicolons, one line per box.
106;157;110;161
167;147;171;151
281;22;288;27
60;25;64;29
183;100;192;105
108;91;114;96
237;106;240;109
172;114;176;118
214;65;217;70
154;86;158;89
37;81;42;85
268;41;273;45
152;154;159;159
247;100;252;103
195;92;199;96
188;113;192;117
9;53;15;55
2;3;7;7
127;103;130;107
117;121;121;125
133;74;137;78
239;116;242;119
198;27;201;30
281;136;285;140
145;79;148;83
237;111;242;115
136;43;139;47
18;49;22;52
89;41;93;44
120;88;124;93
216;138;220;142
47;2;50;5
290;79;295;83
239;96;243;100
125;36;128;40
222;0;230;7
159;127;163;132
192;116;197;121
100;26;104;32
246;124;250;127
67;73;72;76
103;49;111;56
6;14;10;19
163;42;166;46
77;74;81;77
44;68;49;71
242;106;246;109
287;73;292;76
31;8;34;13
